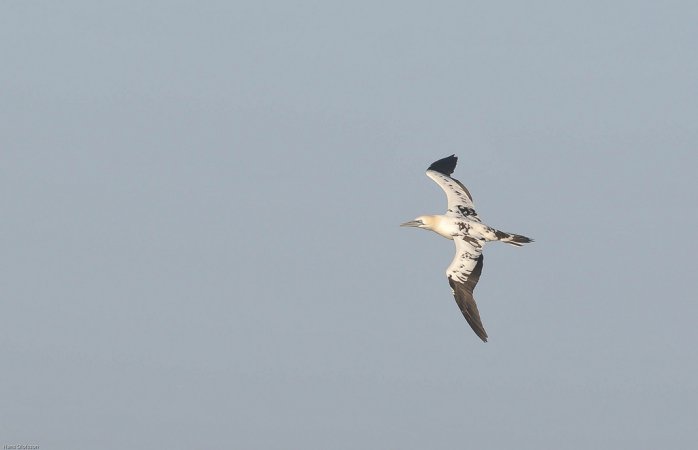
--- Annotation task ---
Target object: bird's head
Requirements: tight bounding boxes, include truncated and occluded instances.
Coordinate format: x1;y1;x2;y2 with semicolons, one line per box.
400;215;435;230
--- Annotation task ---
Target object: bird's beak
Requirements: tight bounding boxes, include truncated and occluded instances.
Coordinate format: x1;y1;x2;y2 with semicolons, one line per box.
400;220;422;227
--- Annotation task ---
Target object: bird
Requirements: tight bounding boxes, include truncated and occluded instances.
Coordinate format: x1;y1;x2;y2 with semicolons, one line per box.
401;155;533;342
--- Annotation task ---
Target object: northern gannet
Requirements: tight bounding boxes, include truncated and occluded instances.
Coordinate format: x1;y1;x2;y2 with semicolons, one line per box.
401;155;533;342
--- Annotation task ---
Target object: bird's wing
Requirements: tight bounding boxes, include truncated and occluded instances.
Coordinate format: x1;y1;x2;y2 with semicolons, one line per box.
426;155;480;221
447;236;488;342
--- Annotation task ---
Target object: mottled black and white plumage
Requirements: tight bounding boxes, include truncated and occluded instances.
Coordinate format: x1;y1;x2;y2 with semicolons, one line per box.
401;155;533;342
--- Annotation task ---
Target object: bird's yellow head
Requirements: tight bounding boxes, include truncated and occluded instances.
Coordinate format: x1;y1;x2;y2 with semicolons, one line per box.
400;215;437;230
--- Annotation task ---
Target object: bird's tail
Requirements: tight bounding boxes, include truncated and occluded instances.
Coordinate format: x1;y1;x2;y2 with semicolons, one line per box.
495;231;534;247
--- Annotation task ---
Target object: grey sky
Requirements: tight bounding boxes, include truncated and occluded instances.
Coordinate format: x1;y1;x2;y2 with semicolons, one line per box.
2;1;697;449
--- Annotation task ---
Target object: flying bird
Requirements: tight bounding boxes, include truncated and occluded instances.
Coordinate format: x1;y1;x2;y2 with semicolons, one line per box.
401;155;533;342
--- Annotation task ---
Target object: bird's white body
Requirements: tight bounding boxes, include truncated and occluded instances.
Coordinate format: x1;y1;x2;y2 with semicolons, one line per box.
414;215;505;241
401;155;533;342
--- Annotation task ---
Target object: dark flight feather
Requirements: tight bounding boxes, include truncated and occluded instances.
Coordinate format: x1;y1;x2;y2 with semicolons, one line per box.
427;154;458;176
448;254;488;342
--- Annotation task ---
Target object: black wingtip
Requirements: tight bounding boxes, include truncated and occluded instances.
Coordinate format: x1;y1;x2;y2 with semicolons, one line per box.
448;273;489;343
427;155;458;176
473;324;488;343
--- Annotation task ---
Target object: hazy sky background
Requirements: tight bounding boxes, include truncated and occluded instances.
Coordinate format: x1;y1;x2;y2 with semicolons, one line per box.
2;1;697;449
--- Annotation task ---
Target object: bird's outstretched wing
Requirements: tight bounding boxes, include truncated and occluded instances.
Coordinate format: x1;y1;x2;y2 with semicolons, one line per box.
447;236;487;342
426;155;480;221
